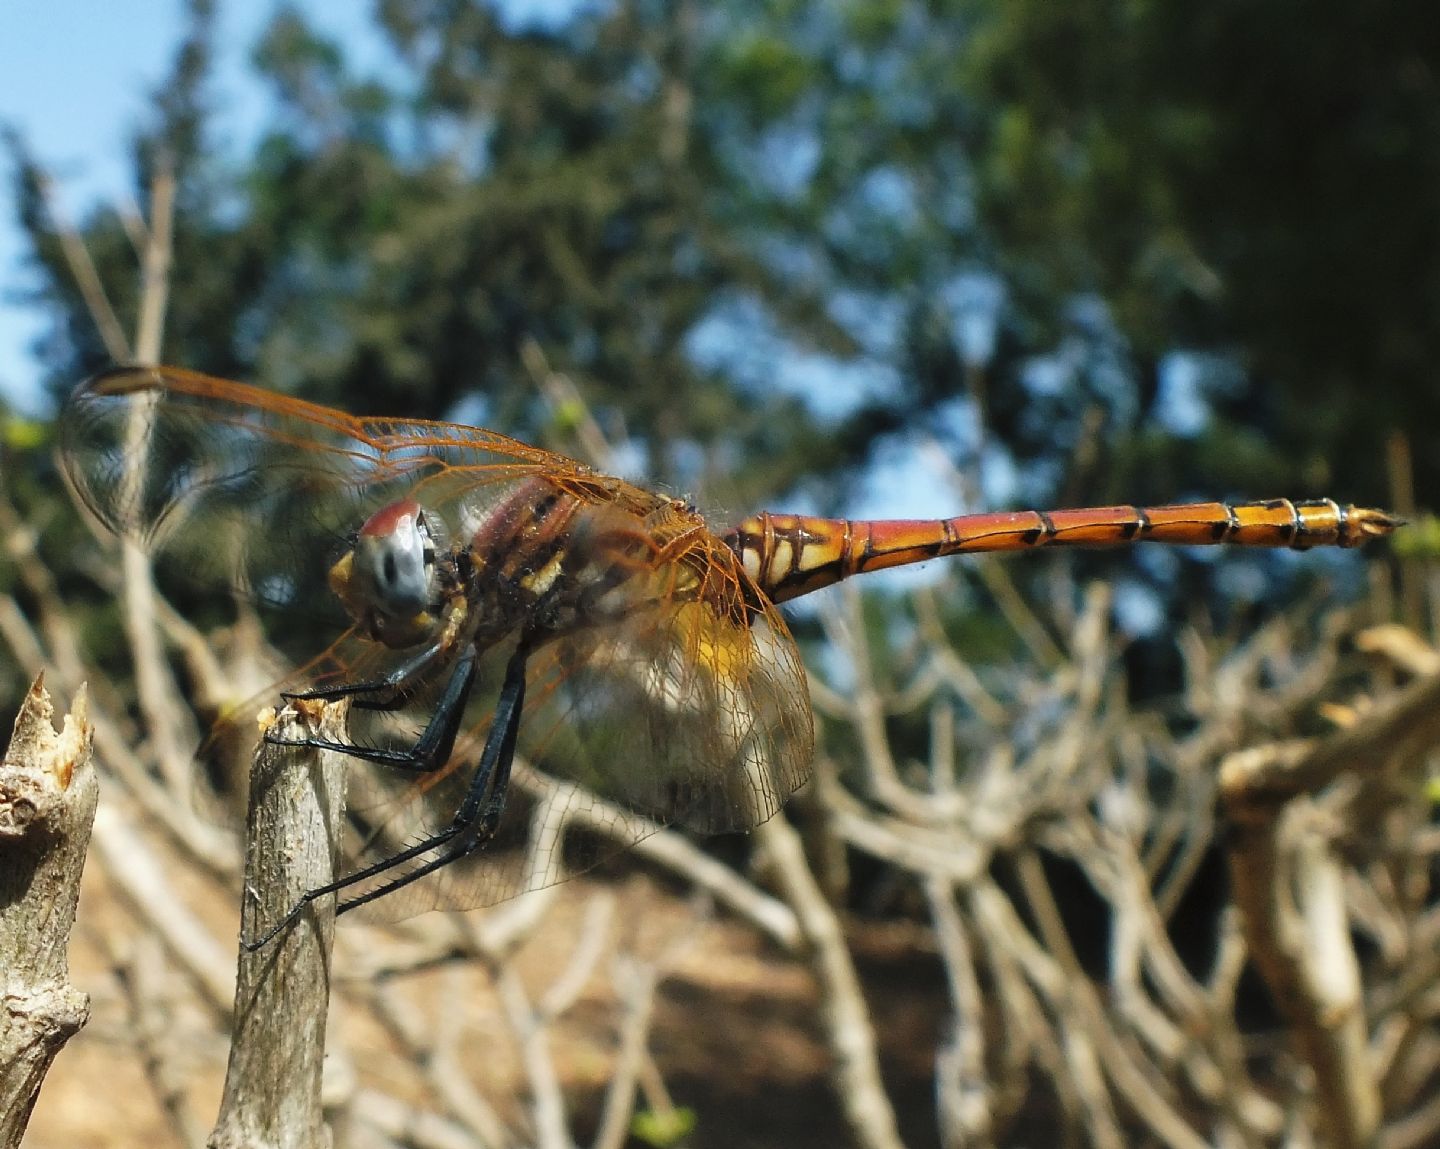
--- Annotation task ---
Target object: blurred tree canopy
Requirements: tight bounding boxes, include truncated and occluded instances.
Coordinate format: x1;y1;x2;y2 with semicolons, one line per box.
11;0;1433;519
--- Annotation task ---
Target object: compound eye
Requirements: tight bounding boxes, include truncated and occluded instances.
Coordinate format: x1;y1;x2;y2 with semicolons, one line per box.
355;501;435;617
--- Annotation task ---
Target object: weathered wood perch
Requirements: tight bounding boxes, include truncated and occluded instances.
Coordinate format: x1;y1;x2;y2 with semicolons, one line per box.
209;697;348;1149
0;675;96;1149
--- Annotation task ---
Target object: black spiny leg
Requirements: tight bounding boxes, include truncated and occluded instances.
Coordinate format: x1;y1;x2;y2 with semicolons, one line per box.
331;639;528;921
281;637;450;711
242;639;530;951
267;645;477;774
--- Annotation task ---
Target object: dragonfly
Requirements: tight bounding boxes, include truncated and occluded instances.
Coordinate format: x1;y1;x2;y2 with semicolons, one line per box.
61;365;1399;944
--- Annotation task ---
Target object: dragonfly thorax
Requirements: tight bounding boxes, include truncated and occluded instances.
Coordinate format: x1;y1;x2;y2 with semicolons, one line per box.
330;497;447;648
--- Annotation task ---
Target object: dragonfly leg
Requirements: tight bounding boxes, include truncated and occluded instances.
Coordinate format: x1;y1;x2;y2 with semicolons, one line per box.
281;638;448;710
241;639;529;951
330;642;526;921
266;644;478;773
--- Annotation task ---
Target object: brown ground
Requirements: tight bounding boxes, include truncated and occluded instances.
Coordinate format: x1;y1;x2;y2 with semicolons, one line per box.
24;852;950;1149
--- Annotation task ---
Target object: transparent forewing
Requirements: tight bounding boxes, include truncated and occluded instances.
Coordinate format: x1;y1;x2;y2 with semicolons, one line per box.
539;500;816;847
536;595;813;833
59;366;572;617
61;366;818;929
334;524;816;924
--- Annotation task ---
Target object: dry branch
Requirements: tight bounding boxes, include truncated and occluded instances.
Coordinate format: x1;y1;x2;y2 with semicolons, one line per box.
0;676;96;1149
758;814;906;1149
209;699;349;1149
1222;667;1440;1148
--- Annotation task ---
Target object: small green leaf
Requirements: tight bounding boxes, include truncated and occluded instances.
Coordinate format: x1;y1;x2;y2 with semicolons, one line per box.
548;398;586;436
630;1106;698;1147
3;417;47;451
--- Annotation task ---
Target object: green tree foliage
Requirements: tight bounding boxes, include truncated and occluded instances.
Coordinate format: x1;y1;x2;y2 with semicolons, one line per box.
954;0;1440;504
18;0;887;507
11;0;1426;542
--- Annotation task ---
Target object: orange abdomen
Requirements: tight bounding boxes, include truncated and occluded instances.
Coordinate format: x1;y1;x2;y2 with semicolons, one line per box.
726;499;1400;605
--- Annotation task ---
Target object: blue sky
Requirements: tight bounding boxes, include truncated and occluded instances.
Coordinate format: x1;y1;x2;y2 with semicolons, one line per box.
0;1;1237;626
0;0;666;417
4;3;194;411
0;2;402;413
0;2;984;511
0;2;1206;518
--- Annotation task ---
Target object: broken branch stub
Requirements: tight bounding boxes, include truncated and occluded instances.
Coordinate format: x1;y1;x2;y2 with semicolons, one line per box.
0;675;97;1149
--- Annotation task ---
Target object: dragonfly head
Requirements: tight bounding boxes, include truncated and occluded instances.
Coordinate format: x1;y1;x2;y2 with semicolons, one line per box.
330;497;446;648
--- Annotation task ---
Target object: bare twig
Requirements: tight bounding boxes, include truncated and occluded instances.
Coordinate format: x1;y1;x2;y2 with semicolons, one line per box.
1222;671;1440;811
38;173;131;361
520;337;617;473
494;968;569;1149
132;162;174;365
592;896;703;1149
110;933;209;1147
1223;800;1378;1149
512;762;800;948
0;497;89;692
925;875;994;1149
757;814;905;1149
1010;852;1209;1149
89;801;235;1018
119;166;194;799
349;1089;485;1149
352;972;513;1149
1355;624;1440;677
0;508;238;879
1219;669;1440;1147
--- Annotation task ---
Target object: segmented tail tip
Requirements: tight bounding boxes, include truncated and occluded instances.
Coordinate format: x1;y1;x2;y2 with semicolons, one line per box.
1352;507;1405;542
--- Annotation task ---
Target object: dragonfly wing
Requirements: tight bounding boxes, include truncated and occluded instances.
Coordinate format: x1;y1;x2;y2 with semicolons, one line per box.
335;551;815;922
59;365;560;626
532;593;814;834
61;369;816;922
